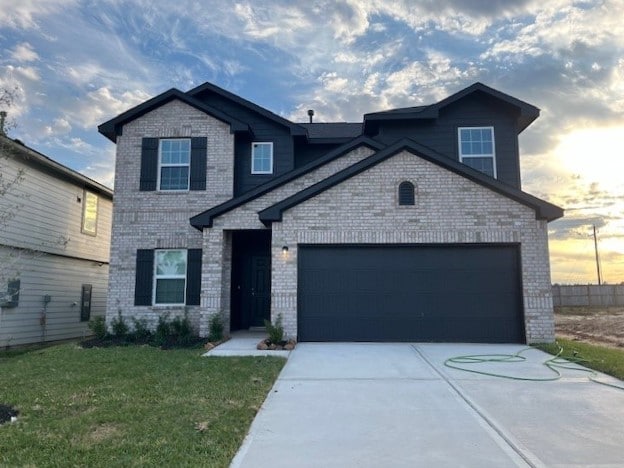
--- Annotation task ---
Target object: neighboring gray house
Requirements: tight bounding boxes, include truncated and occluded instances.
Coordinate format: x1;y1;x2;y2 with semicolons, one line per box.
0;135;112;347
98;81;563;344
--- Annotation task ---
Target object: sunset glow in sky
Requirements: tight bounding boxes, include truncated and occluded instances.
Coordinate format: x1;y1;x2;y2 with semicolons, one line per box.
1;0;622;284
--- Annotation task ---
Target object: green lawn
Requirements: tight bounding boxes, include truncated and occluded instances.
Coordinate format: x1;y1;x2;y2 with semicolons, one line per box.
535;338;624;380
0;344;285;467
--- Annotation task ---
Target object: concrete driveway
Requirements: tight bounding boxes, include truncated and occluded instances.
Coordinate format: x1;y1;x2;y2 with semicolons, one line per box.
231;343;624;468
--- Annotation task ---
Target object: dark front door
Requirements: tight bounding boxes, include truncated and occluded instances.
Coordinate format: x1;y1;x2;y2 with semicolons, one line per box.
250;255;271;327
230;230;272;330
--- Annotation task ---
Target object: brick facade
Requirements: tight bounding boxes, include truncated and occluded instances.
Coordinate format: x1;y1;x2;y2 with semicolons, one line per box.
106;99;233;330
204;150;554;343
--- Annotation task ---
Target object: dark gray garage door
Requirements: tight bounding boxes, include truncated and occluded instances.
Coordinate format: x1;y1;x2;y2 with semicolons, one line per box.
298;245;524;343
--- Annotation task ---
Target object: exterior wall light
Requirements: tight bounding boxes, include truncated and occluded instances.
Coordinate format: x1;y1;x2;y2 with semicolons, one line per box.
282;246;289;253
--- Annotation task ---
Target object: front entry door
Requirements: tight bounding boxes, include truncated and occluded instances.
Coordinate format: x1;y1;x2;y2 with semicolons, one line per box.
250;255;271;327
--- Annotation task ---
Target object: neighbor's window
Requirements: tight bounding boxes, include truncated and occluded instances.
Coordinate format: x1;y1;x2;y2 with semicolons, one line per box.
159;139;191;190
458;127;496;178
251;142;273;174
153;249;187;305
81;191;98;235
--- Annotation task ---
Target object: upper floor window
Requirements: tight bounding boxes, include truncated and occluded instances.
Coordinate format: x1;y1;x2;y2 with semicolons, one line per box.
251;142;273;174
81;190;98;236
159;139;191;190
398;181;415;206
153;249;187;305
458;127;496;178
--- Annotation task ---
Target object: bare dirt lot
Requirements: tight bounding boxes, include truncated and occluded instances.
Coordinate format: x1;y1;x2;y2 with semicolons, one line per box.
555;307;624;348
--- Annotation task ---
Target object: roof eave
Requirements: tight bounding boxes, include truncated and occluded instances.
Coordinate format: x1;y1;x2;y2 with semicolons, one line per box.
188;81;307;136
257;138;563;225
97;88;252;143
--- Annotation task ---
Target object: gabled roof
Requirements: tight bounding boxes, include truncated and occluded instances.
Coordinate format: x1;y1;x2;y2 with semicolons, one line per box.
258;138;563;225
364;82;540;133
299;123;363;142
98;88;251;142
187;81;307;137
1;135;113;198
190;136;384;230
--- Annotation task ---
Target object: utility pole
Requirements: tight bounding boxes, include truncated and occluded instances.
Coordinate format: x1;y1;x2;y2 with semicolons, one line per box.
593;224;602;285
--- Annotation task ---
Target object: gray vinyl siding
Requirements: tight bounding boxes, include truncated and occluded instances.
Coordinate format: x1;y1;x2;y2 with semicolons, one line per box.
0;142;112;346
0;247;109;347
374;94;521;188
0;152;112;262
193;91;295;196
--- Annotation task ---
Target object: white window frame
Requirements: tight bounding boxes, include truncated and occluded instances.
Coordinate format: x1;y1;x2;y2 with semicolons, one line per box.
458;126;497;178
81;190;98;236
153;249;187;306
251;142;274;174
157;138;191;191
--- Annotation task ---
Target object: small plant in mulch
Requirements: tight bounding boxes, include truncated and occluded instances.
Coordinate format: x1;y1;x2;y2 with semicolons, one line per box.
257;314;297;351
203;315;231;351
0;404;18;425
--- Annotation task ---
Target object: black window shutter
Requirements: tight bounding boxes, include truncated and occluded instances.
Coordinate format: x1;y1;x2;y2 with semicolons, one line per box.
140;138;159;191
398;181;415;206
186;249;202;305
134;249;154;306
190;137;207;191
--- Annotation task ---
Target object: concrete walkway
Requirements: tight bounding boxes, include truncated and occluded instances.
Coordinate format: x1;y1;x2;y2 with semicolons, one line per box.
231;343;624;468
203;331;291;358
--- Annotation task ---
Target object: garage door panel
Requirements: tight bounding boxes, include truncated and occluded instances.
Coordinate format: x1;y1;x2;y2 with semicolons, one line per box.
298;245;524;343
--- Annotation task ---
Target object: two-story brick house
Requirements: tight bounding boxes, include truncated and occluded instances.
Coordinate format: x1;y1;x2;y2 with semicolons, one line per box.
99;81;562;344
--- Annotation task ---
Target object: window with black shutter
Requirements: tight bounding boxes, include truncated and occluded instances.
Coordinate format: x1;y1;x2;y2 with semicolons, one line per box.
134;249;201;306
398;181;415;206
140;137;207;191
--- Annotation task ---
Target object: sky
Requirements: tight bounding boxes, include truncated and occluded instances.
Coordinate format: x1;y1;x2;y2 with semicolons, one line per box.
0;0;622;285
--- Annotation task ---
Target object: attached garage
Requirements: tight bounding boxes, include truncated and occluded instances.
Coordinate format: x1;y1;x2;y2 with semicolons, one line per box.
298;244;524;343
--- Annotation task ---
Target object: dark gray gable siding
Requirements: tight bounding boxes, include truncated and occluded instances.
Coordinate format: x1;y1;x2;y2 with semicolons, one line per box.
193;91;296;196
373;93;522;188
140;137;207;191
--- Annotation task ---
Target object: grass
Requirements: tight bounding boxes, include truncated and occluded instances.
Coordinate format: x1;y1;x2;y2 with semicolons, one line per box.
535;338;624;380
0;343;285;467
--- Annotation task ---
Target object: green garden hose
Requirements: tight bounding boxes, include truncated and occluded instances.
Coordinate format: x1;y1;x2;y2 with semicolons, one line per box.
443;345;624;391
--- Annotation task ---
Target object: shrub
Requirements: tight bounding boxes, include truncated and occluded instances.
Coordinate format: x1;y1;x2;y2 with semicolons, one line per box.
154;314;171;346
88;316;107;339
208;315;224;342
110;311;129;337
264;314;284;344
131;318;152;342
170;314;193;345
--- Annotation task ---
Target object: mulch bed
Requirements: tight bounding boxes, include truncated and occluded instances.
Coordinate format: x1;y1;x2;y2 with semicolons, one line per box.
80;336;207;350
0;404;18;425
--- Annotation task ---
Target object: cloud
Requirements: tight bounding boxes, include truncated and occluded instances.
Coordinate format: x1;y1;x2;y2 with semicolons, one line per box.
10;42;39;62
0;0;78;29
44;117;71;136
64;86;152;129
